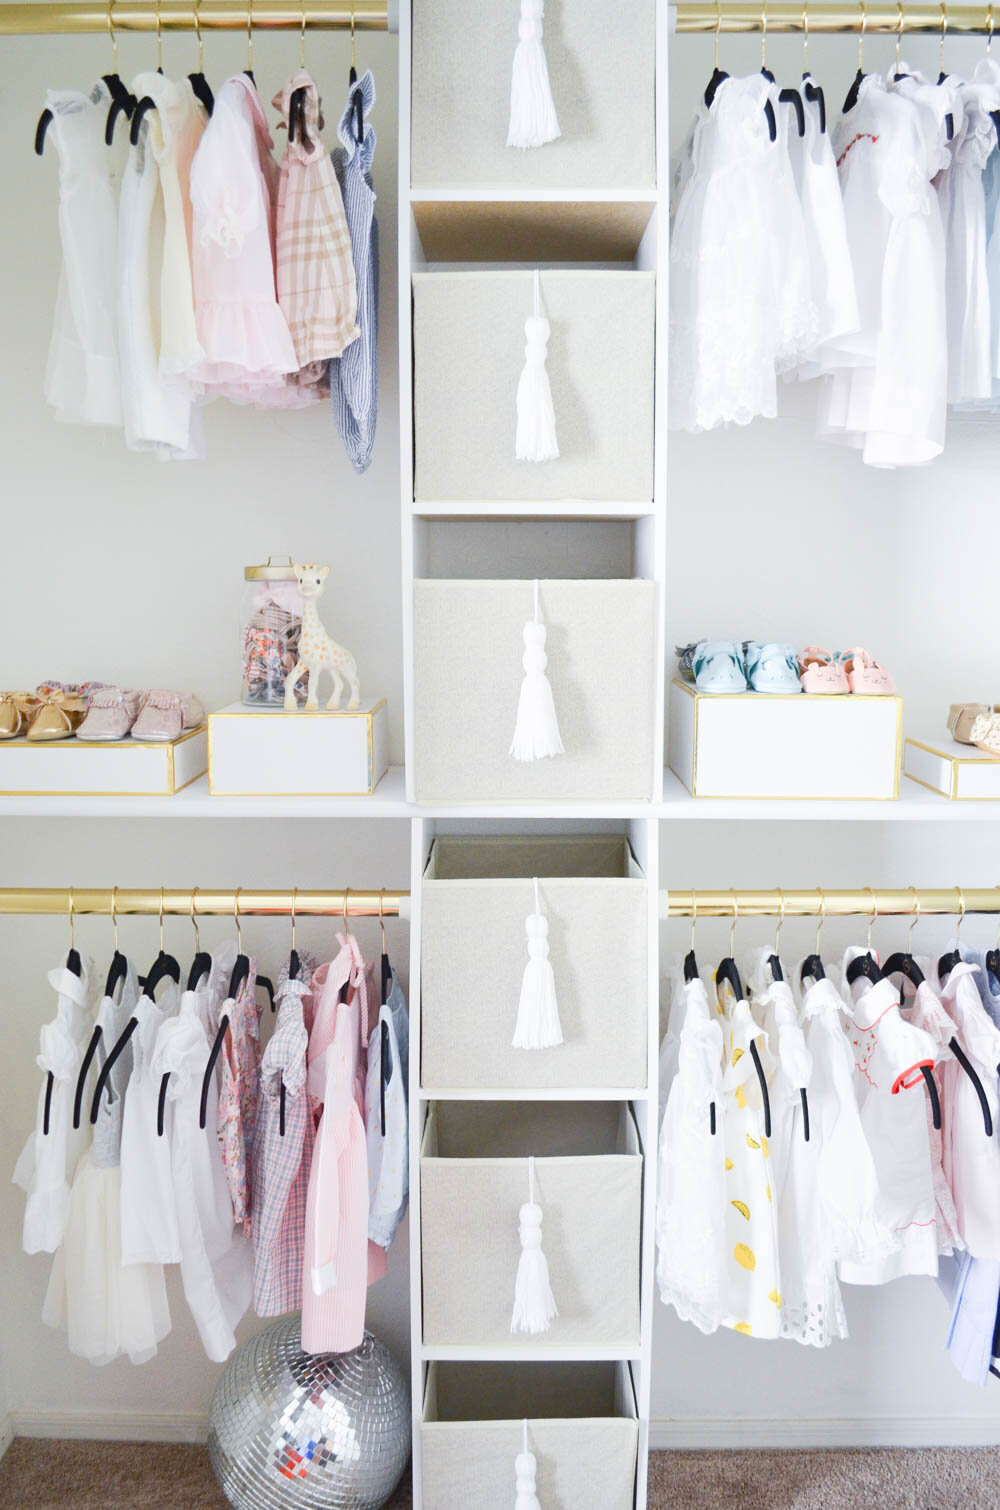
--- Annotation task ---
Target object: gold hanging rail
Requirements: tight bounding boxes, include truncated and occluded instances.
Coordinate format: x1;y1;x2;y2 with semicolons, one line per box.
0;887;409;918
674;1;997;32
663;887;1000;918
0;1;392;36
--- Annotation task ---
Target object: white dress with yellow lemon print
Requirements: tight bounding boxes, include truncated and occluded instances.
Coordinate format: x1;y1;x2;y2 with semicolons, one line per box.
718;983;781;1339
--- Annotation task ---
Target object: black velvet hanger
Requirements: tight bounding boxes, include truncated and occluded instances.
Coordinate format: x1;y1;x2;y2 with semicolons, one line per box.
129;96;158;147
803;76;826;133
717;954;773;1139
800;953;826;984
73;949;129;1131
44;947;82;1136
200;1013;229;1129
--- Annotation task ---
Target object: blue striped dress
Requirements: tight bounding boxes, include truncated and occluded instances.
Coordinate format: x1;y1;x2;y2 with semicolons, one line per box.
329;69;378;474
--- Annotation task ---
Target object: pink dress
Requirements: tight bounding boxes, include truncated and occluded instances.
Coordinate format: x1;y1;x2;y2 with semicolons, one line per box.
300;935;386;1355
187;74;299;405
217;961;262;1234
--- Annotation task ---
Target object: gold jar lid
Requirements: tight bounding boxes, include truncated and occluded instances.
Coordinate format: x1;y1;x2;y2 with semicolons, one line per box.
245;555;297;581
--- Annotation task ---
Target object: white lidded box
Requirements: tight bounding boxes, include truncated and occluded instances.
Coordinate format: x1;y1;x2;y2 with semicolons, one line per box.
410;0;655;191
668;680;903;800
207;701;389;796
904;734;1000;800
420;1101;642;1351
412;579;657;804
412;272;655;504
421;836;648;1094
421;1360;639;1510
0;727;206;796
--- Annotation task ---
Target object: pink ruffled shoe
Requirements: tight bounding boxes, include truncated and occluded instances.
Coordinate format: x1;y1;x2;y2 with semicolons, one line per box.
843;647;896;696
798;647;850;694
76;687;144;742
130;690;205;742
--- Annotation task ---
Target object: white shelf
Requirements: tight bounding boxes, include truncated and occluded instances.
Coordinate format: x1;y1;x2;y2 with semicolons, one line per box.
3;767;996;820
410;498;657;519
410;187;659;204
418;1086;650;1102
419;1343;644;1363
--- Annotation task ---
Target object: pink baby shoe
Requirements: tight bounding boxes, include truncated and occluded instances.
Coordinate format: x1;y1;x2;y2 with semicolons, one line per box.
76;687;144;741
130;690;206;742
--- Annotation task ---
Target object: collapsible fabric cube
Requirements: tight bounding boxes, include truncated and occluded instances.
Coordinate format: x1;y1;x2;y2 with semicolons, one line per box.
420;1101;642;1350
421;1360;639;1509
421;836;648;1093
412;272;655;504
412;579;657;803
410;0;656;190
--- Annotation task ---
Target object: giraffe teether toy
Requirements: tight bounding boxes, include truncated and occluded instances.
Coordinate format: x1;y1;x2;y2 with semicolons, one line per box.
284;563;361;712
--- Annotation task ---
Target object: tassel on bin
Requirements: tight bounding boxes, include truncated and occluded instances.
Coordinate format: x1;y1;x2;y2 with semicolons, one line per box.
513;878;563;1050
511;1156;558;1336
514;1420;542;1510
516;270;559;463
507;0;561;150
509;580;564;763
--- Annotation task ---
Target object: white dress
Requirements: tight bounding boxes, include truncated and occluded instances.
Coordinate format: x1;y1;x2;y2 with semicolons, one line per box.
785;78;860;374
365;968;410;1251
939;962;1000;1260
939;73;1000;404
896;964;965;1256
655;972;726;1333
837;950;940;1284
118;74;203;459
151;955;252;1362
748;954;848;1347
669;72;815;431
718;983;782;1338
819;70;948;467
119;983;183;1265
13;957;97;1255
42;961;172;1366
43;83;124;427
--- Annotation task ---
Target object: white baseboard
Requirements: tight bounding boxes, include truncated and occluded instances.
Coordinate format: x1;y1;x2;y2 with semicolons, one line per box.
650;1417;1000;1450
9;1410;208;1444
0;1416;14;1461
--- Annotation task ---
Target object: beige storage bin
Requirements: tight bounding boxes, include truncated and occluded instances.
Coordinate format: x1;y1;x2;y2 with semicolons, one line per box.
421;836;648;1093
412;272;655;504
421;1360;639;1509
420;1101;642;1351
410;0;656;191
412;578;657;804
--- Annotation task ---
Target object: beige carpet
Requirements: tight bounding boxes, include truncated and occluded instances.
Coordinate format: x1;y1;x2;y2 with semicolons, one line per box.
3;1440;1000;1509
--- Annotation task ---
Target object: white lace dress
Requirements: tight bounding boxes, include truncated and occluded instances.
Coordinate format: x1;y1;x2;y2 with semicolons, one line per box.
669;72;816;431
655;973;726;1333
937;74;1000;404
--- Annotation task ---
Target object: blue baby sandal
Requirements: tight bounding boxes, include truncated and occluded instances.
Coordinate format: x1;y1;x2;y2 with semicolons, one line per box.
691;641;747;693
744;643;802;694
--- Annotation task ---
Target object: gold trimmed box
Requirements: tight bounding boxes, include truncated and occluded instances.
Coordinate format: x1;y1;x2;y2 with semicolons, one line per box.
904;734;1000;801
207;700;389;797
668;679;902;801
0;726;206;797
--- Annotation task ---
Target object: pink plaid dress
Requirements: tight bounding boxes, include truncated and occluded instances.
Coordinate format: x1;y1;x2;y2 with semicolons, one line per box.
252;953;317;1317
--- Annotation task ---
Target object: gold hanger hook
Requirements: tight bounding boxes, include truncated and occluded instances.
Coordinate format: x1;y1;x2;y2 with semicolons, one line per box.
815;888;826;954
155;0;162;72
300;0;307;67
955;886;966;943
988;2;994;53
908;886;920;951
774;889;785;955
247;0;253;72
343;887;351;936
865;887;878;954
379;888;387;954
730;890;739;958
68;886;75;953
290;886;298;953
858;0;866;70
690;891;698;954
159;886;166;955
234;887;243;953
802;1;809;70
714;0;722;68
940;0;948;72
194;0;204;70
111;885;119;954
896;0;904;68
190;887;201;952
350;1;356;71
761;0;768;70
107;0;119;73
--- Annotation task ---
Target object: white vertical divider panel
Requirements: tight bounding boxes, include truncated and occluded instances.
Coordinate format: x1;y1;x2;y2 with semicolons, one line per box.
407;814;428;1507
398;0;417;801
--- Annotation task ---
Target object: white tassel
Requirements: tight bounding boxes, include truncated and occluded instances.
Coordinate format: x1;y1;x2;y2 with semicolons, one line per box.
514;1420;542;1510
509;580;564;763
507;0;561;150
511;1156;558;1336
513;878;563;1050
515;270;559;463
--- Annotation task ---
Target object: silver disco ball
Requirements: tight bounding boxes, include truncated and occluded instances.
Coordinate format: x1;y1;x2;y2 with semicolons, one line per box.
208;1315;411;1510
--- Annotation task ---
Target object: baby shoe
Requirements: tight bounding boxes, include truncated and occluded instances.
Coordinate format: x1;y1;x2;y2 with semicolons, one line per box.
675;641;705;684
970;713;1000;758
799;647;850;694
842;647;896;696
0;691;41;739
76;687;144;742
744;643;802;694
691;641;747;694
131;690;206;742
26;689;87;741
948;703;991;744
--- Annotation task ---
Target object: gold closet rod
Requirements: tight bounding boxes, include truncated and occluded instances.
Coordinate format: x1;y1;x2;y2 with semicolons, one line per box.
674;1;1000;32
0;887;409;918
0;2;390;36
664;887;1000;918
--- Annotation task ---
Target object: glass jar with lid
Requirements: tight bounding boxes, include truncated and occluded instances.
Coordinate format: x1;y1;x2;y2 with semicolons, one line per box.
241;556;306;708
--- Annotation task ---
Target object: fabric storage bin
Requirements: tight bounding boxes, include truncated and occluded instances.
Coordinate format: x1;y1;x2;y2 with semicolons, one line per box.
412;578;657;804
410;0;656;191
421;836;648;1092
412;272;655;504
420;1101;642;1350
421;1360;639;1509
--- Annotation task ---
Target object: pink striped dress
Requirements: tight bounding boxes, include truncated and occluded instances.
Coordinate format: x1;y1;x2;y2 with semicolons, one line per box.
300;936;386;1354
